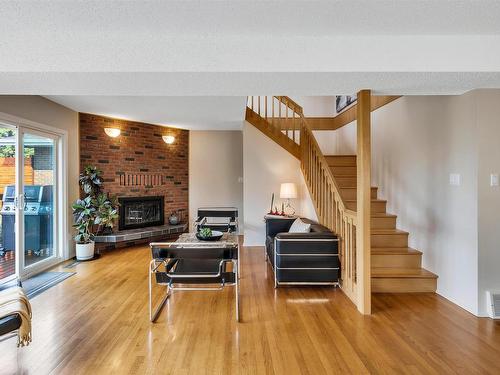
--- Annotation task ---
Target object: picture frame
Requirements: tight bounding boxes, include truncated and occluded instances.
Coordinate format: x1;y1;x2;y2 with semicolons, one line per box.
336;95;357;113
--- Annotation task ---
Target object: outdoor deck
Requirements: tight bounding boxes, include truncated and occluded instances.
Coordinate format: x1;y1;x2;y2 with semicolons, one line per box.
0;250;52;280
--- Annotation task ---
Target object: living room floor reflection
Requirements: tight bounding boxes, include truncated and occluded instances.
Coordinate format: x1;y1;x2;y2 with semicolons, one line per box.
0;244;498;374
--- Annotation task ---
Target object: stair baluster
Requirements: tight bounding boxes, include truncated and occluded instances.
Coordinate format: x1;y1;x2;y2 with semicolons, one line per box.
246;96;360;306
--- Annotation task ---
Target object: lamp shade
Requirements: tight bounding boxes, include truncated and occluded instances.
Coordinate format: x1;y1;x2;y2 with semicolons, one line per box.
280;183;298;199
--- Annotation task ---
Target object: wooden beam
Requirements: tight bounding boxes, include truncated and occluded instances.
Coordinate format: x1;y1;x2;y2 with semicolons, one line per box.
304;96;400;131
245;107;301;159
356;89;372;315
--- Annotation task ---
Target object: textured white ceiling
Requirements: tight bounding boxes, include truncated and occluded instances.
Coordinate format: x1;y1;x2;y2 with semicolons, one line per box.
3;1;500;129
45;96;247;130
2;1;500;36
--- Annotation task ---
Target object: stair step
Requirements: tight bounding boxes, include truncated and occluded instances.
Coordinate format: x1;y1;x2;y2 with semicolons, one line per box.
325;155;357;167
372;247;422;269
372;267;437;278
330;166;357;176
371;229;408;247
371;213;397;229
371;268;438;293
345;199;387;213
340;186;377;200
336;175;357;187
371;247;422;255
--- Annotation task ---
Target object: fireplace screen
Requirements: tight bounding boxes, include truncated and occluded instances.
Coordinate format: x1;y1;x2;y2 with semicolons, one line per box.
118;196;164;230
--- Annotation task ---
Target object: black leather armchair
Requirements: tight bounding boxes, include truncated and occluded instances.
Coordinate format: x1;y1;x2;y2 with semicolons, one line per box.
265;217;339;287
0;279;22;341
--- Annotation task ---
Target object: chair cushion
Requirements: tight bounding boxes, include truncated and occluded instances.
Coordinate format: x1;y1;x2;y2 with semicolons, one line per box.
0;279;23;337
172;259;222;275
266;235;274;251
288;218;311;233
0;314;22;337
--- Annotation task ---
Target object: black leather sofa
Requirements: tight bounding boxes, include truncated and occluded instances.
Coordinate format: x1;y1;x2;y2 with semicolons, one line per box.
265;217;339;287
0;279;22;340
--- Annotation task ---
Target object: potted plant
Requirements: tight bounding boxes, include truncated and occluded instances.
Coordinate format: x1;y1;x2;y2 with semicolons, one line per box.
72;196;96;260
94;193;119;235
72;166;119;260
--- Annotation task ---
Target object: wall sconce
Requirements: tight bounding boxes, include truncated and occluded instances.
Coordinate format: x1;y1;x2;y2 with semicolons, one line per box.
104;128;121;138
162;135;175;144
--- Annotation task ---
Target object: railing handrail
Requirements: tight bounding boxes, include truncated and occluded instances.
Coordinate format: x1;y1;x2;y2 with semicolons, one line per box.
246;95;359;304
246;95;355;218
274;96;304;115
294;105;356;220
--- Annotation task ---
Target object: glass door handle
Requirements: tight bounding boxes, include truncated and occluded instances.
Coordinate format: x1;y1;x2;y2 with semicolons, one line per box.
15;194;25;210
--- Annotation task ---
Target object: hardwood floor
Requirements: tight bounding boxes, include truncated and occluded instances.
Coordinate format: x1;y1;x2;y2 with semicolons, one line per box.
1;244;499;374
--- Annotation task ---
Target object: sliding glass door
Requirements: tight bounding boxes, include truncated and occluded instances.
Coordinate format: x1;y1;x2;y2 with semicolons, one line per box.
0;125;18;282
0;122;62;283
21;131;58;273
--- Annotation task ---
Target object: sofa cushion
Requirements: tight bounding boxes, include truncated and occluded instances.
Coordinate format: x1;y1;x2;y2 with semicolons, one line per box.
288;218;311;233
265;235;275;266
301;218;331;233
266;235;275;252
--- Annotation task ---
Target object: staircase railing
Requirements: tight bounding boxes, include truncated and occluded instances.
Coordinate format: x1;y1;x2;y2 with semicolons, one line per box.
246;96;359;303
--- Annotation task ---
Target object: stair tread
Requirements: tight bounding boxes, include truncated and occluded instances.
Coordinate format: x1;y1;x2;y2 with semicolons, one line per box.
372;268;438;279
371;213;397;218
340;186;377;190
345;199;387;203
372;229;408;235
372;247;422;255
325;155;357;157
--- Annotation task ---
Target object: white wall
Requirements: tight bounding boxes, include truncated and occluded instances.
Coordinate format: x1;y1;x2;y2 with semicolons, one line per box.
334;95;480;314
243;121;317;246
476;90;500;317
189;131;244;230
312;130;339;156
0;95;79;258
291;96;336;117
290;96;339;155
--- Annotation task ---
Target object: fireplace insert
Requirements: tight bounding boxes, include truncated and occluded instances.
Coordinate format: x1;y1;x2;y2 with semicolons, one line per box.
118;196;164;230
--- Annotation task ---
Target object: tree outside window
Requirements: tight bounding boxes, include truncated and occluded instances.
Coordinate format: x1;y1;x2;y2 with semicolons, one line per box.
0;129;35;158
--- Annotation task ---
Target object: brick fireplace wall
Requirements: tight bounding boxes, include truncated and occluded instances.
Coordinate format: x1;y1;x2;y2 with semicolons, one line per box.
79;113;189;229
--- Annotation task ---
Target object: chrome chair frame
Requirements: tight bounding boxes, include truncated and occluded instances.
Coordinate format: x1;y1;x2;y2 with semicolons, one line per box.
149;242;239;322
193;207;239;234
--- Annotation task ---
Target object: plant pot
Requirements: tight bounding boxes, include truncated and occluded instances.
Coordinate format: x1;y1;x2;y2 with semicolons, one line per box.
76;241;95;261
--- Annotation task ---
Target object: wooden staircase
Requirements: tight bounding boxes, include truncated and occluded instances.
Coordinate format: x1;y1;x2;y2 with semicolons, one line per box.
245;95;437;311
327;155;438;292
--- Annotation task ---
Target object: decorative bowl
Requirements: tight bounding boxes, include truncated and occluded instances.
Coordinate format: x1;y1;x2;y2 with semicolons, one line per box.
196;230;224;241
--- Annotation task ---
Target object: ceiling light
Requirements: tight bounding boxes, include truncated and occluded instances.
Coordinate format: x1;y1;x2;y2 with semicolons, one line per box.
162;135;175;144
104;128;121;138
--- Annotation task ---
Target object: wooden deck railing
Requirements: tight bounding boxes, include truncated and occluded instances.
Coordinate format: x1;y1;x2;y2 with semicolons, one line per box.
246;96;360;305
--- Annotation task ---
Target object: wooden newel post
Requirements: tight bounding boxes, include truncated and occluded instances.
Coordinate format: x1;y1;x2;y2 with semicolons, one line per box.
356;89;372;314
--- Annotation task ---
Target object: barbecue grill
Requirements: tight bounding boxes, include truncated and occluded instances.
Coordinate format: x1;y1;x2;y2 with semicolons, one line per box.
0;185;53;257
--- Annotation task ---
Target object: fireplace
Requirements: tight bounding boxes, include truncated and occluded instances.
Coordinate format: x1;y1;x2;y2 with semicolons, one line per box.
118;196;164;230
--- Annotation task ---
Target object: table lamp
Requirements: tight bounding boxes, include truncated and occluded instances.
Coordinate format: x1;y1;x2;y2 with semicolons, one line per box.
280;182;297;216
